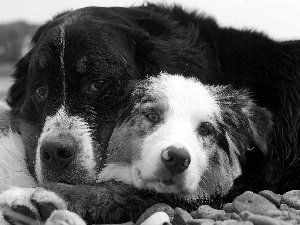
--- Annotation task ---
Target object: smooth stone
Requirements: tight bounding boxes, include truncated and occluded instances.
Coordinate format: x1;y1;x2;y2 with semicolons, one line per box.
100;222;134;225
246;213;290;225
232;191;278;214
239;211;253;221
235;222;253;225
281;190;300;210
45;210;86;225
172;207;193;225
222;203;234;213
225;213;241;221
187;218;215;225
279;204;290;211
193;205;225;220
140;212;170;225
213;221;253;225
259;190;282;208
262;209;300;224
135;203;174;225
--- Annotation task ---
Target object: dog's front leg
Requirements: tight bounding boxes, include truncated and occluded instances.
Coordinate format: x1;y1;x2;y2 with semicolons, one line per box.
42;181;153;224
0;186;85;225
0;181;153;224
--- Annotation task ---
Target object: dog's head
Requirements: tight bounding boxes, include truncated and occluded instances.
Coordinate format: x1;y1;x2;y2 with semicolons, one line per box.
6;8;144;184
6;5;223;185
98;73;272;198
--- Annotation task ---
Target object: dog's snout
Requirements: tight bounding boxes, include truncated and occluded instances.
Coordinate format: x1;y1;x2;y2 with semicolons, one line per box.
40;135;78;169
161;146;191;174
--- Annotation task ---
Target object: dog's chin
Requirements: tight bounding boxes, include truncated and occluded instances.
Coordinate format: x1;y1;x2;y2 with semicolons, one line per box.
133;169;201;198
38;169;98;185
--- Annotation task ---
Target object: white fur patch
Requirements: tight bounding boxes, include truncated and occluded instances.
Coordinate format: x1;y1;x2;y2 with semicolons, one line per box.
0;187;67;221
59;25;66;105
147;73;221;122
46;210;86;225
0;211;10;225
139;211;170;225
36;106;96;183
0;101;36;193
0;187;39;214
0;131;36;193
97;163;133;184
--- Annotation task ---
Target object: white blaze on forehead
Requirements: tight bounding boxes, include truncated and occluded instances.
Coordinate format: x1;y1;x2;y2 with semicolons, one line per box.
59;25;66;106
35;106;96;183
147;73;220;122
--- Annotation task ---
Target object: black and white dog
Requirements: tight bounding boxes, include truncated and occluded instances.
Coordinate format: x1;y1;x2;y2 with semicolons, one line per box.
0;3;299;224
98;73;272;198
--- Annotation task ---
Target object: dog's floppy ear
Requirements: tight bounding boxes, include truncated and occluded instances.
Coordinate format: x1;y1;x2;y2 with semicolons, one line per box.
240;95;273;154
214;86;273;155
6;50;32;116
6;11;72;115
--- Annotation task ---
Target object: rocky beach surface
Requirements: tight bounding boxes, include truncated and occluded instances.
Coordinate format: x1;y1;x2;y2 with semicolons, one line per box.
106;190;300;225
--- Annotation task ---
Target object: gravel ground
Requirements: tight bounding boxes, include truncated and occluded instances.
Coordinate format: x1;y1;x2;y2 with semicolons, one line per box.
1;63;298;224
130;190;300;225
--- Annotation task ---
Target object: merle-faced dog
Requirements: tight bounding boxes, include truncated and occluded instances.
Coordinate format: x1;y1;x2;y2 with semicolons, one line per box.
0;3;299;224
98;73;272;198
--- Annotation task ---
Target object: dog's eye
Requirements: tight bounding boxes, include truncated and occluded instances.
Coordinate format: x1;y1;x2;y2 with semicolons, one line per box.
89;80;106;92
198;122;212;136
35;85;47;99
146;113;160;123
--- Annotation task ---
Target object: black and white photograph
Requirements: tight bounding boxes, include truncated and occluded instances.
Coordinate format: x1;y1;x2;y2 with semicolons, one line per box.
0;1;299;224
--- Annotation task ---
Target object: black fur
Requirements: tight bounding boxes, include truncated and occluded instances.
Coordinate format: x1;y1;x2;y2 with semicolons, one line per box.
5;3;300;223
41;181;223;223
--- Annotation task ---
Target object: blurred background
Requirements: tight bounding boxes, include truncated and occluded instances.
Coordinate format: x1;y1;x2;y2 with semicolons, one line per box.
0;0;299;100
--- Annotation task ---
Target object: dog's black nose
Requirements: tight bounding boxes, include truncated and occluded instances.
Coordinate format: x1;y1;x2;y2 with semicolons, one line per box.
40;135;78;169
161;146;191;174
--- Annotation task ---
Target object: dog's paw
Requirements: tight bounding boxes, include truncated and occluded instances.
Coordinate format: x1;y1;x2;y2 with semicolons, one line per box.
0;186;67;224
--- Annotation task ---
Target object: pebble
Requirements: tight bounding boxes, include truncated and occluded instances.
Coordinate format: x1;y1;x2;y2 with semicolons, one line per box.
262;209;300;224
192;205;225;220
258;190;282;208
186;218;215;225
45;210;86;225
222;203;234;213
101;223;134;225
232;191;278;214
245;213;290;225
279;204;290;211
135;203;174;225
140;212;171;225
224;213;241;221
234;222;253;225
92;190;300;225
281;190;300;210
173;207;193;225
239;211;252;221
214;219;239;225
